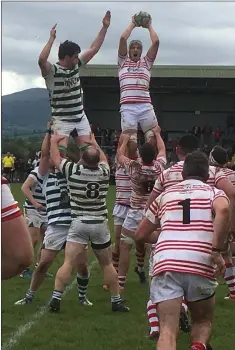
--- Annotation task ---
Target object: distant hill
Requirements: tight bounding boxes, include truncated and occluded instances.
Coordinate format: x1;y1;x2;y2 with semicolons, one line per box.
2;88;51;136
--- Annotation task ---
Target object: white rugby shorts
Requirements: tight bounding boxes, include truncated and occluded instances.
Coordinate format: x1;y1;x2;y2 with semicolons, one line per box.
51;114;91;138
24;208;47;229
42;224;69;251
120;103;158;133
150;271;218;304
67;218;111;249
113;204;130;226
121;208;145;245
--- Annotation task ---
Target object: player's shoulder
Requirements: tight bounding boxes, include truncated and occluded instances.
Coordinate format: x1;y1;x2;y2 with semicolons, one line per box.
98;162;110;175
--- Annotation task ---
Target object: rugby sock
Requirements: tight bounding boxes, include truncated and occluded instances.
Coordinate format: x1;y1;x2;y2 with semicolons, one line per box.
182;297;188;312
77;272;90;300
118;275;126;289
135;247;145;273
111;295;122;304
191;342;206;350
112;252;119;273
25;289;36;301
52;290;63;301
224;263;235;298
147;299;159;335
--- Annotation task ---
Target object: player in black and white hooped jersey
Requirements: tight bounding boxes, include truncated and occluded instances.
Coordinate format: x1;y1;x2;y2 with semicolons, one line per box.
38;12;111;154
15;124;91;307
48;131;129;313
20;165;49;278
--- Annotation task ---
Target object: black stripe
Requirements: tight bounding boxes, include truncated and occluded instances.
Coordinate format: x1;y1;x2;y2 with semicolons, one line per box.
70;205;107;212
70;193;107;200
69;179;109;185
54;68;79;78
69;186;108;193
46;189;61;196
51;102;83;109
52;110;83;117
91;240;111;250
52;93;82;103
54;82;65;86
48;212;71;219
53;86;81;95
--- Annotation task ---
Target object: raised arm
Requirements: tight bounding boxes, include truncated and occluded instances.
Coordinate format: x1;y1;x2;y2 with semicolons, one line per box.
118;20;136;58
38;24;56;77
50;132;65;170
38;122;52;176
152;125;166;159
116;133;130;166
145;20;160;62
80;11;111;65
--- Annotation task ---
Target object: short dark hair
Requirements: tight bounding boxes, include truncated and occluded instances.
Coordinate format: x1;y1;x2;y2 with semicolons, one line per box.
178;134;198;155
211;146;228;166
183;151;209;182
82;146;100;168
58;40;81;59
140;143;156;164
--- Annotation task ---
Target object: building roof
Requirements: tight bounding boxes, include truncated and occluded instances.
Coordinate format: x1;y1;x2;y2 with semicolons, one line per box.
80;65;235;79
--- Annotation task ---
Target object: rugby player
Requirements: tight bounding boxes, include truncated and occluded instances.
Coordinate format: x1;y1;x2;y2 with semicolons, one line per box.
38;12;111;151
209;145;235;300
118;15;159;149
136;151;230;350
2;177;34;280
15;125;90;306
49;132;129;313
117;125;166;291
20;166;49;278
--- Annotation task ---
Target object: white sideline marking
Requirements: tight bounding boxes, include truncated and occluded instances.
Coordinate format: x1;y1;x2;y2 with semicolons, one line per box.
2;260;98;350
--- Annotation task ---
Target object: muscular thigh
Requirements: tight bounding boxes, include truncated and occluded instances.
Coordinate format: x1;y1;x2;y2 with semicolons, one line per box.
64;241;87;267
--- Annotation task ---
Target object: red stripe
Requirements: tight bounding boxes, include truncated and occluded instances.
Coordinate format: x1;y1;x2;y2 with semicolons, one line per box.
2;210;21;222
1;202;19;214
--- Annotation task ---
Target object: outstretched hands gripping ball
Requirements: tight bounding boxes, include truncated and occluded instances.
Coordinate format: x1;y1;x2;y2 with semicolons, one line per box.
133;11;151;28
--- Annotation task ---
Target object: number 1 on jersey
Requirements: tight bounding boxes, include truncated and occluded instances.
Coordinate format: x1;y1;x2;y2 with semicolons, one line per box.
178;198;191;224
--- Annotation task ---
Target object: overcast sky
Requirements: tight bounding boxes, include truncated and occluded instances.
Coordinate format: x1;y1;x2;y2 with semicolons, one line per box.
2;0;235;95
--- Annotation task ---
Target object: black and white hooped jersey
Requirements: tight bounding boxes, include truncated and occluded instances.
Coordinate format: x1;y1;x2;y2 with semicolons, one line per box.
45;61;84;123
23;167;46;213
37;171;71;226
60;160;110;222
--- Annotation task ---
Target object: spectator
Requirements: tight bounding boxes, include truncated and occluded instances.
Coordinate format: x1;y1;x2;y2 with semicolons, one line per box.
202;124;212;148
214;126;222;144
2;152;14;182
226;114;235;136
191;125;201;139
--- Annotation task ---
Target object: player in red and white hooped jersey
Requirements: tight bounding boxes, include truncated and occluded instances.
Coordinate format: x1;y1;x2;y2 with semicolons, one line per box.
1;177;34;280
116;126;166;291
118;15;159;148
135;151;230;350
209;145;235;301
111;143;139;276
146;134;235;217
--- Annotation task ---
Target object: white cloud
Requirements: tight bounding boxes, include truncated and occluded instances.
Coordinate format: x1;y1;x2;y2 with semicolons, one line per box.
1;0;235;95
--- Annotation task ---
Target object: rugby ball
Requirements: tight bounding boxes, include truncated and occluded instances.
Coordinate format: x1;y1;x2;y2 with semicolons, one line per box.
133;11;151;28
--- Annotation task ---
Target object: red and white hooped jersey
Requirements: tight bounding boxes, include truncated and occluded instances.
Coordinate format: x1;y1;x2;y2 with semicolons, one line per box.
115;163;131;206
222;167;235;185
146;179;229;280
123;156;167;209
118;54;154;105
153;161;226;197
1;177;21;222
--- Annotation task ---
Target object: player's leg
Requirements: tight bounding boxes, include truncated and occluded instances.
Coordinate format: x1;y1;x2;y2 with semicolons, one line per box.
185;274;217;349
72;114;92;146
20;209;41;278
150;272;184;350
134;241;147;284
90;219;129;312
49;219;91;311
147;246;160;339
139;106;158;146
76;245;93;306
120;106;138;154
222;240;235;300
34;222;53;278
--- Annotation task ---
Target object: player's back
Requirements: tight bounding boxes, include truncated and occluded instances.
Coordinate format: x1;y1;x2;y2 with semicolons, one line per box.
66;162;110;220
130;157;166;209
150;179;226;279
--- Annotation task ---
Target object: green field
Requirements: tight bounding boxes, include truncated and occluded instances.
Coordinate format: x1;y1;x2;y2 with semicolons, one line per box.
1;184;235;350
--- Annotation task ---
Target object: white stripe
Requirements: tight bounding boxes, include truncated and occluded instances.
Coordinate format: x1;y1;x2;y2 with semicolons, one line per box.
2;259;98;350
